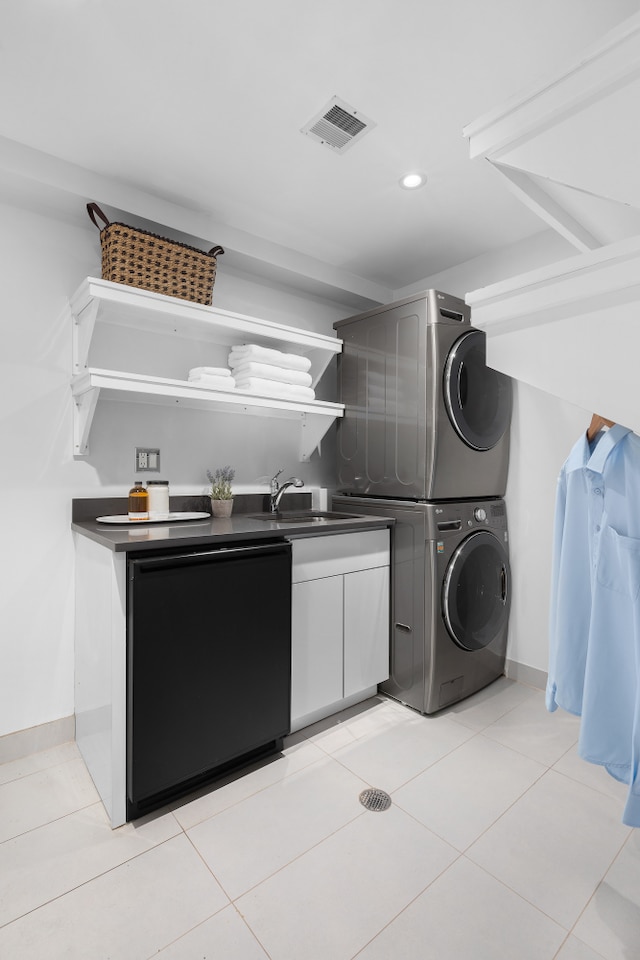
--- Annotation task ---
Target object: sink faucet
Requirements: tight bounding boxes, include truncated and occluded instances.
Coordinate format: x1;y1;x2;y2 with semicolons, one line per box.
270;470;304;513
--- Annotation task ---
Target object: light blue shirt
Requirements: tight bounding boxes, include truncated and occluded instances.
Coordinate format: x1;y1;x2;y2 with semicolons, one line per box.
547;424;640;827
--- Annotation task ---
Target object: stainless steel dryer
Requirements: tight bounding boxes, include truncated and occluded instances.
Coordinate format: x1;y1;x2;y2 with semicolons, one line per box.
333;289;512;501
332;495;511;714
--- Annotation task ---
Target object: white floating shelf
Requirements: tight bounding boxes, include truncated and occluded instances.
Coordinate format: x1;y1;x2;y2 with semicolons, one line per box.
71;277;342;387
69;278;345;460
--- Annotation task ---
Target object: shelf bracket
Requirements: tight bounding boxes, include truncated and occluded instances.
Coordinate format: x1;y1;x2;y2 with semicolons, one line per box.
73;386;100;457
299;413;333;462
72;298;100;374
309;348;339;389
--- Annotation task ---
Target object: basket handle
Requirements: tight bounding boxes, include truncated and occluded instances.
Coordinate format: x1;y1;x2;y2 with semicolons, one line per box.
87;204;223;260
86;202;111;230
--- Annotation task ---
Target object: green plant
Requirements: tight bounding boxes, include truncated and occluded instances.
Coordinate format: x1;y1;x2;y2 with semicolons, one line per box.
207;465;235;500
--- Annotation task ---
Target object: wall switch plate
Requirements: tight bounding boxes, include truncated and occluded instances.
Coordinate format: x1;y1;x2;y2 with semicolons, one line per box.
135;447;160;472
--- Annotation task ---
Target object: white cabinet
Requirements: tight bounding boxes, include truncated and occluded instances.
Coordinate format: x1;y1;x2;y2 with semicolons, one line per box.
343;565;389;698
68;277;344;461
74;534;127;828
73;523;389;828
291;576;344;719
290;529;390;731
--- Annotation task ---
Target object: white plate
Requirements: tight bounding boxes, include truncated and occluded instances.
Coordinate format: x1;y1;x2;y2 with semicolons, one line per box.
96;512;211;524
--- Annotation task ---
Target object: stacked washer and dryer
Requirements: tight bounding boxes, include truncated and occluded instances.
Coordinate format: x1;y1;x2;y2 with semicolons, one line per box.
332;290;512;714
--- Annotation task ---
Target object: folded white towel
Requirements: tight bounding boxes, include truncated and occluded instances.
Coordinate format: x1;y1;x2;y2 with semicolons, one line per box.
188;366;232;379
188;374;236;391
229;360;313;388
228;344;311;373
234;376;315;401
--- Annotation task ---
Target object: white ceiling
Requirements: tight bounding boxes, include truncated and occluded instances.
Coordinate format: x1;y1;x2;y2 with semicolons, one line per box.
1;0;639;300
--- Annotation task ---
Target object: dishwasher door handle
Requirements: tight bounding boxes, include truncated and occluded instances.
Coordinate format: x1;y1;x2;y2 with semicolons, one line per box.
130;542;290;576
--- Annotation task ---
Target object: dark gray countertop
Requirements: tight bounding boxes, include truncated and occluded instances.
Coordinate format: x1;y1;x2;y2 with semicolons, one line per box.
71;495;393;553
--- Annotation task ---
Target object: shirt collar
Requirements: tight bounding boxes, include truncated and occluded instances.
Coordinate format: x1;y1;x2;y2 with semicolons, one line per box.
565;423;632;475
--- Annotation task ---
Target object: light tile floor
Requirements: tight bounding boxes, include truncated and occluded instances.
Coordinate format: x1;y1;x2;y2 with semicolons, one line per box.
0;678;638;959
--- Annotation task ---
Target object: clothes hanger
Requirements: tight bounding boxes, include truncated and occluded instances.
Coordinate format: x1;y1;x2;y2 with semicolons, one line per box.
587;413;615;442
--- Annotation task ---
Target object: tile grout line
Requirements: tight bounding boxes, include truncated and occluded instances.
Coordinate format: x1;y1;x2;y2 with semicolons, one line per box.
231;902;277;960
348;850;467;960
385;726;486;796
551;929;609;960
550;932;573;960
551;763;636;808
480;725;579;768
388;739;551;859
433;763;581;934
460;745;552;849
4;683;625;958
0;744;81;787
138;902;276;960
457;852;574;938
184;803;368;905
0;794;101;848
441;680;540;728
453;752;634;947
169;750;329;831
0;832;183;932
554;827;635;960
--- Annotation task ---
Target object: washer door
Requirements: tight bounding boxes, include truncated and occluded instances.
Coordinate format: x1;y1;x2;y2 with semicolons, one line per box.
444;329;512;451
442;530;510;651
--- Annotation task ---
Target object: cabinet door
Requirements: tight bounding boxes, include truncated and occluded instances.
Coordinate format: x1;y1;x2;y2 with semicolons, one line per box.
291;576;343;724
343;566;390;698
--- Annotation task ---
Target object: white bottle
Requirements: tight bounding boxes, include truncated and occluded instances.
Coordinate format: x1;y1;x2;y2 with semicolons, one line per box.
147;480;170;519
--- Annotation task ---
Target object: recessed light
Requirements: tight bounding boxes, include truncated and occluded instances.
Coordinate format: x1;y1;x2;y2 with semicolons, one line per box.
399;172;427;190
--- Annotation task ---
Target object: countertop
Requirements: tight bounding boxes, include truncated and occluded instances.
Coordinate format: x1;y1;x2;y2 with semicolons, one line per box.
71;495;393;553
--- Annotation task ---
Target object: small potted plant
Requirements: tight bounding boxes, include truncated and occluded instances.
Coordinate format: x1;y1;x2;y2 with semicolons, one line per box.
207;465;235;518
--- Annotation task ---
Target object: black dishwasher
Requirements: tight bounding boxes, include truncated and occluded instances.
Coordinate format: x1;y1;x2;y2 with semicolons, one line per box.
126;539;291;819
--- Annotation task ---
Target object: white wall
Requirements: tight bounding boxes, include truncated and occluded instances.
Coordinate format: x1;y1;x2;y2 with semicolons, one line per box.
506;383;586;673
0;200;352;739
411;229;596;677
1;197;606;739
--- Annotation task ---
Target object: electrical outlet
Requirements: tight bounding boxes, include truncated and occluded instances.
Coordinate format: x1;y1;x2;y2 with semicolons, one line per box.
135;447;160;472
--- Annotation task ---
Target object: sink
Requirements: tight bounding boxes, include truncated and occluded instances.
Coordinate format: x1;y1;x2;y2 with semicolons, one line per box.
248;510;361;523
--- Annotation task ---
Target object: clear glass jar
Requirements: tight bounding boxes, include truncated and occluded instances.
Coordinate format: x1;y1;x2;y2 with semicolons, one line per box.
147;480;170;519
128;481;149;520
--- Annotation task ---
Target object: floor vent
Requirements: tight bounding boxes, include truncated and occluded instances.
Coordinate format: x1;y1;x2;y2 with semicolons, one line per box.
359;788;392;812
301;96;376;153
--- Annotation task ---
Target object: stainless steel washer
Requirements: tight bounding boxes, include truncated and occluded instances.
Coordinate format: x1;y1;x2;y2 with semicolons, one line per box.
332;495;511;714
333;289;512;501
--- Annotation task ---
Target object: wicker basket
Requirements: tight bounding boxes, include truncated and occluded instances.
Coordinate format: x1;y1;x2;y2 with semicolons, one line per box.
87;202;224;305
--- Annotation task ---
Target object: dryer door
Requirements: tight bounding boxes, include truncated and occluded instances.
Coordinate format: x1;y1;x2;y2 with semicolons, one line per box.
442;530;510;651
443;329;512;451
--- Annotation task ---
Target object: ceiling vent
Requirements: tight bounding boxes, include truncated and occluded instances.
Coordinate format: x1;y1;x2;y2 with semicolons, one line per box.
301;96;376;154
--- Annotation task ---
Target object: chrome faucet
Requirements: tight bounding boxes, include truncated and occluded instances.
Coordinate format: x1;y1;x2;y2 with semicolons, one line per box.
270;469;304;513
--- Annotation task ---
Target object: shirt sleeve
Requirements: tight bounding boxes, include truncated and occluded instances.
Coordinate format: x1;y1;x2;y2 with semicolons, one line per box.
546;467;567;713
621;569;640;828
